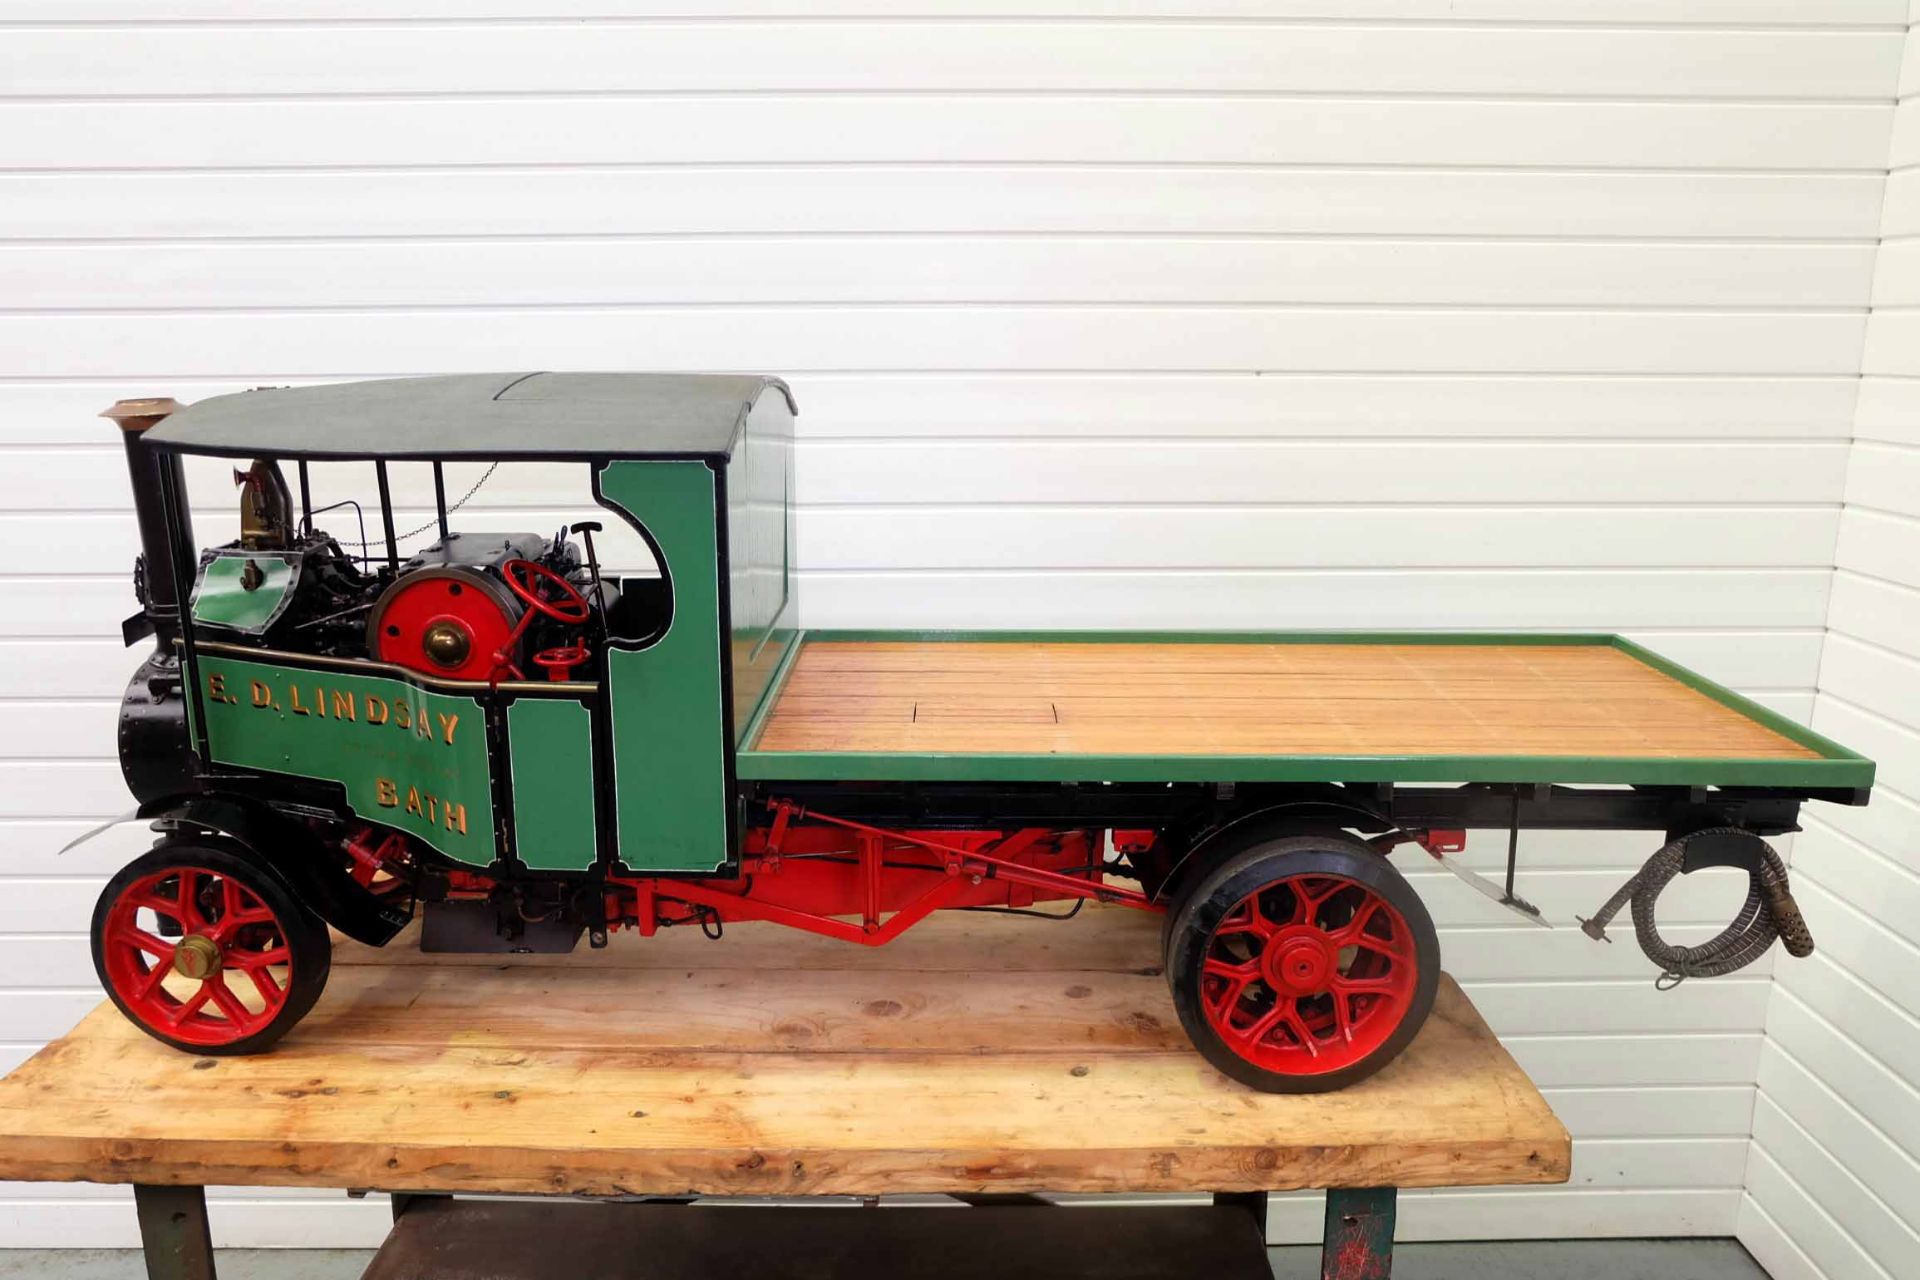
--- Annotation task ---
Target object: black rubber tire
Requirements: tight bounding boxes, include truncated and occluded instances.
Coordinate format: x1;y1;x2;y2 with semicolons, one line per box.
91;840;333;1056
1164;834;1439;1093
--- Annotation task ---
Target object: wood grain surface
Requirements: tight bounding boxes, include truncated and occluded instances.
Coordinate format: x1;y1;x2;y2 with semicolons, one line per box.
0;908;1568;1198
752;640;1819;760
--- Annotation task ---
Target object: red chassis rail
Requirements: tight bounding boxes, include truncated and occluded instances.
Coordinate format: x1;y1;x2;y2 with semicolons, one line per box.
606;801;1160;947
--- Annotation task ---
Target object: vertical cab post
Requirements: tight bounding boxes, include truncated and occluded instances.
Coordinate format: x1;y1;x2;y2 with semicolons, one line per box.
431;461;451;541
374;460;400;571
102;398;192;649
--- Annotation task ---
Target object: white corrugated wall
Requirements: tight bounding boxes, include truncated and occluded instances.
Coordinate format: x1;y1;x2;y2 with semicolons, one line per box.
0;0;1910;1256
1738;4;1920;1278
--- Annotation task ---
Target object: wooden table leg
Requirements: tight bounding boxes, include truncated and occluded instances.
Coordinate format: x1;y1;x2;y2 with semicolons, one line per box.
132;1185;216;1280
1321;1187;1396;1280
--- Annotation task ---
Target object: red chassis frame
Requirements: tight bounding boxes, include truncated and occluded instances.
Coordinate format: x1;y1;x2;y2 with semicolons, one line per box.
349;804;1470;951
610;803;1159;946
354;803;1149;946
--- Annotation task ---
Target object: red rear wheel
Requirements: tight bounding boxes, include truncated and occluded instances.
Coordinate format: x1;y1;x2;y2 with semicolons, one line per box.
92;843;331;1055
1166;835;1438;1092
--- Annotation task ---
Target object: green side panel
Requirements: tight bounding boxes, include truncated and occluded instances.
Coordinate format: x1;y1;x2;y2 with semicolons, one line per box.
191;553;298;634
597;460;731;872
196;655;496;864
507;698;599;872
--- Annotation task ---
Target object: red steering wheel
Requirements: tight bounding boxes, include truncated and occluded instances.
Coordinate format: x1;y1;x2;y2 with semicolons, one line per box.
502;558;590;623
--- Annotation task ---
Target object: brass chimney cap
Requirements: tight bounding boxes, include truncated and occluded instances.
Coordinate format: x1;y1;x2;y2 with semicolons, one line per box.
101;397;183;433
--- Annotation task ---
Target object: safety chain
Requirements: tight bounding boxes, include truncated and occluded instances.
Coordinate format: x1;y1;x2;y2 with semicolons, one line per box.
335;462;501;550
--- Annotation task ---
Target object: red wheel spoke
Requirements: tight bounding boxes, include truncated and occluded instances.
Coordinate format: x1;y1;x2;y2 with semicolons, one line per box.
1331;973;1397;995
246;965;285;1005
129;891;183;922
167;983;214;1025
1222;900;1275;941
1348;933;1403;960
227;946;290;971
206;876;278;942
1280;1006;1322;1058
206;980;256;1031
135;960;172;1001
208;910;273;943
1337;899;1381;945
1246;894;1283;937
1289;878;1336;925
1329;992;1355;1044
115;926;175;960
1203;956;1258;981
1225;1002;1288;1052
174;871;204;931
1208;974;1253;1018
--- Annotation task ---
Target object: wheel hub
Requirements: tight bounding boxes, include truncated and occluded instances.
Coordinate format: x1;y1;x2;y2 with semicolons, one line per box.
171;934;223;981
1263;927;1336;996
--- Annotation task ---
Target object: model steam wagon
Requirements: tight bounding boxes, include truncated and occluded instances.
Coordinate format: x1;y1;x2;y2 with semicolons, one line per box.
73;374;1874;1092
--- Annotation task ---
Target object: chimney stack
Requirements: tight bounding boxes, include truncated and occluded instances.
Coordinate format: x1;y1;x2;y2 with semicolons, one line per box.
102;398;193;649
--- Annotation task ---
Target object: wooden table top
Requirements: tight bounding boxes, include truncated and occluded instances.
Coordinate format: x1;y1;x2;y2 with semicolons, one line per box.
753;638;1818;762
0;907;1568;1197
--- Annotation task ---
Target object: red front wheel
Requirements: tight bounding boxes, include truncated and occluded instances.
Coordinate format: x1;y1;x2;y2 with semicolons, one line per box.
1165;835;1438;1092
91;842;331;1055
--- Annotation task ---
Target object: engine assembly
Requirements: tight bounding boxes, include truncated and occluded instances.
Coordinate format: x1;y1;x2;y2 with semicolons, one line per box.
189;460;604;686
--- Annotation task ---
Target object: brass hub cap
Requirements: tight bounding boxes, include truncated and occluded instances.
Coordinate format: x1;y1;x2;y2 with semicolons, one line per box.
421;619;473;669
172;934;223;981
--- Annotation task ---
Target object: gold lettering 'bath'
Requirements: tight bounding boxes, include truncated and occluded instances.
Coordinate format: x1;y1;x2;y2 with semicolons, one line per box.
374;776;469;834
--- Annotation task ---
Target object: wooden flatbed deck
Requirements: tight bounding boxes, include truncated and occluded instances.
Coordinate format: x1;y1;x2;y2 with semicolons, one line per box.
740;632;1869;790
0;907;1567;1197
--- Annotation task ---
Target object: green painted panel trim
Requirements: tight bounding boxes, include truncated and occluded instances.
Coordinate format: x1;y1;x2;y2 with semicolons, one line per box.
735;629;1875;793
190;552;298;634
195;655;496;864
738;747;1873;789
507;698;598;872
1606;635;1874;781
597;460;731;873
801;628;1622;648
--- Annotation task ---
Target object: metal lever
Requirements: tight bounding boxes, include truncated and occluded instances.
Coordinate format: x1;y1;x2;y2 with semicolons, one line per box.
568;521;608;648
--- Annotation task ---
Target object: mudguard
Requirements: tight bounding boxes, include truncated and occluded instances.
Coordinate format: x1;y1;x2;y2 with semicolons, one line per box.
1153;796;1395;906
70;792;411;948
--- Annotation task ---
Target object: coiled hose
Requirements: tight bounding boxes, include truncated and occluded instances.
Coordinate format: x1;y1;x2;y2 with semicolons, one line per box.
1580;827;1814;988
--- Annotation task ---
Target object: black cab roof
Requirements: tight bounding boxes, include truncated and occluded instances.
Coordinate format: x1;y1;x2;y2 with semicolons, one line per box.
144;372;795;462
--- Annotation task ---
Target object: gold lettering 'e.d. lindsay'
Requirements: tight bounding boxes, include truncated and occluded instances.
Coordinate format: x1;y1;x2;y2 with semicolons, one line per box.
374;775;468;834
209;672;461;746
